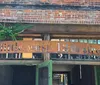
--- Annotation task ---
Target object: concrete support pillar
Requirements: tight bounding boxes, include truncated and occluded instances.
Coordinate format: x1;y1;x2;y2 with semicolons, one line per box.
43;34;51;61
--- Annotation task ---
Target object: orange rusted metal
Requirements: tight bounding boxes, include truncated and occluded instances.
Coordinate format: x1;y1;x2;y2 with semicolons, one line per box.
0;41;100;56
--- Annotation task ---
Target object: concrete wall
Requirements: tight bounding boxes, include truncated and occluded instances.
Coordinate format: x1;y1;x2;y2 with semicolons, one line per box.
53;65;74;72
12;65;36;85
0;66;13;85
0;65;36;85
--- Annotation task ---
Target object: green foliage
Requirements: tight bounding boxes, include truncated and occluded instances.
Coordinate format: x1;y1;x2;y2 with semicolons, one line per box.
0;23;33;41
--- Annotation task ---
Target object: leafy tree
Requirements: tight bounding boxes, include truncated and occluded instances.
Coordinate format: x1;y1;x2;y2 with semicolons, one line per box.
0;23;33;41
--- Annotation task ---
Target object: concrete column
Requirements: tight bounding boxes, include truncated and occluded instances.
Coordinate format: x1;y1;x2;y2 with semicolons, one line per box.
43;34;51;61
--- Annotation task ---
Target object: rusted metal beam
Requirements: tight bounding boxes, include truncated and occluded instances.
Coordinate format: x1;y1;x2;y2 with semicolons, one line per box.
0;41;100;56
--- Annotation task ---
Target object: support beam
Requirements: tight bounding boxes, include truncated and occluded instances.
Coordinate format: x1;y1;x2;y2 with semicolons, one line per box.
43;34;51;61
0;60;99;65
18;34;100;39
21;24;100;34
53;61;100;65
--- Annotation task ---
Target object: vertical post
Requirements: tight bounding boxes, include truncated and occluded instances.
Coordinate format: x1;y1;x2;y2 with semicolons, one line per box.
43;34;50;61
94;66;98;85
80;65;82;79
6;53;8;59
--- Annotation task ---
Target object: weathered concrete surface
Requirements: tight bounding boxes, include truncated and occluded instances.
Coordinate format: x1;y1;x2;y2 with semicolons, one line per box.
0;60;99;65
22;24;100;34
12;65;36;85
53;60;100;65
0;60;42;65
0;65;36;85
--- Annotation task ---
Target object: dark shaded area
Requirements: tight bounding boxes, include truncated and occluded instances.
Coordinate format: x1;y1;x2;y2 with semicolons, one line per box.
67;72;71;85
71;65;80;85
0;66;13;85
39;67;48;85
12;65;36;85
95;66;100;85
71;65;95;85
